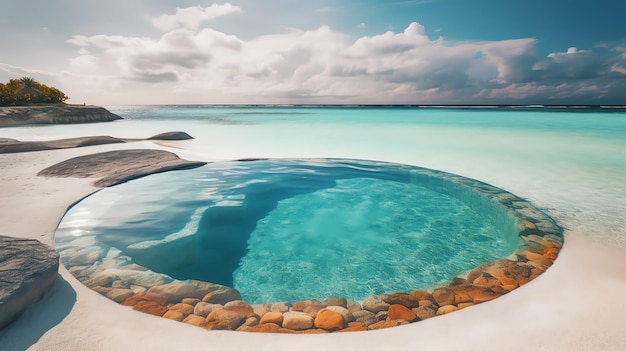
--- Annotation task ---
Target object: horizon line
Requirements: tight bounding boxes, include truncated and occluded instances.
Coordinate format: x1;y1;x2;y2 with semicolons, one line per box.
93;104;626;108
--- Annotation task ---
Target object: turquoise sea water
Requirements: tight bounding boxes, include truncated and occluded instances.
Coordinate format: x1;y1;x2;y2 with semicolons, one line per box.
4;105;626;284
100;106;626;244
4;105;625;243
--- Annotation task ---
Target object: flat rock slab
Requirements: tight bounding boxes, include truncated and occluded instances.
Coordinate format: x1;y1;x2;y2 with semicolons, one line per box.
0;105;122;126
0;236;59;330
147;132;194;141
38;149;207;187
0;133;195;154
0;136;126;153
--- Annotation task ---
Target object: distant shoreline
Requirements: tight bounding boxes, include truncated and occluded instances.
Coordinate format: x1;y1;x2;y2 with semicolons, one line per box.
0;104;122;127
103;104;626;111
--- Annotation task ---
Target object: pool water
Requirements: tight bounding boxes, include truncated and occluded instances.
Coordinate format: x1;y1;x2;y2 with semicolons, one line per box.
55;158;520;303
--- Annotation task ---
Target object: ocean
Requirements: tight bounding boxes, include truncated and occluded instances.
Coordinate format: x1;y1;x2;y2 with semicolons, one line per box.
4;105;626;247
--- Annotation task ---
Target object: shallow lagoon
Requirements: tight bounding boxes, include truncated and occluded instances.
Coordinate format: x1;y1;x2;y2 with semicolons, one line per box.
55;158;521;303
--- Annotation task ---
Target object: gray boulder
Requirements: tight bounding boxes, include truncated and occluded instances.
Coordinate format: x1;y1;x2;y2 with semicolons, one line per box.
0;236;59;329
147;132;194;140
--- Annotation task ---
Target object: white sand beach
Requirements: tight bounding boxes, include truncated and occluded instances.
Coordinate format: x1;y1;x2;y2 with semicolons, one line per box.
0;138;625;351
2;0;625;346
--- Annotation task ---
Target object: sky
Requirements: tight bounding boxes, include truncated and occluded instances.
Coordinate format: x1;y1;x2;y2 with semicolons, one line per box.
1;0;625;105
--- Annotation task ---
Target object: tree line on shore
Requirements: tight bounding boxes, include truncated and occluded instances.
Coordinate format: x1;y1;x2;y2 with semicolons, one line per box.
0;77;68;106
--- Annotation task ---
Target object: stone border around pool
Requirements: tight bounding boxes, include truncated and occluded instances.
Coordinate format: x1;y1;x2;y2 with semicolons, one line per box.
55;159;563;333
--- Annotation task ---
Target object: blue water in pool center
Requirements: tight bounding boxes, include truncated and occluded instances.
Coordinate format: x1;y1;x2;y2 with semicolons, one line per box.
233;174;516;303
55;158;520;304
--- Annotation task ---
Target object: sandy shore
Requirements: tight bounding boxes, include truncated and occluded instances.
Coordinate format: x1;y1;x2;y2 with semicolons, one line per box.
0;141;625;350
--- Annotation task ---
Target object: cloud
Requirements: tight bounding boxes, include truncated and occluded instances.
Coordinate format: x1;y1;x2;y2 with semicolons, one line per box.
478;39;539;83
0;62;54;82
611;64;626;74
67;27;243;83
152;3;241;32
128;70;179;83
68;50;98;72
595;38;626;53
53;13;626;104
475;45;626;104
535;47;608;81
349;22;429;55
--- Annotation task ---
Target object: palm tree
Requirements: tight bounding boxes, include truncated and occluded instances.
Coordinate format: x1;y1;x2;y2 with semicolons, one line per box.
0;78;68;105
17;77;42;102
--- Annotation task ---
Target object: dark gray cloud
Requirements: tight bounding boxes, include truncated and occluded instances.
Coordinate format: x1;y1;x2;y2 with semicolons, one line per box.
131;51;211;70
127;70;179;83
536;49;610;82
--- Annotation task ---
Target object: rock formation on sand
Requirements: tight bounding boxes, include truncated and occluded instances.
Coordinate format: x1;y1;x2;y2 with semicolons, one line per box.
0;104;122;126
147;132;194;141
38;149;207;187
0;136;126;153
0;132;194;154
0;236;60;330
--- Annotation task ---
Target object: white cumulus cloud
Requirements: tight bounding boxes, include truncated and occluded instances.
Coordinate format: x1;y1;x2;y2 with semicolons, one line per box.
50;11;626;105
152;3;241;32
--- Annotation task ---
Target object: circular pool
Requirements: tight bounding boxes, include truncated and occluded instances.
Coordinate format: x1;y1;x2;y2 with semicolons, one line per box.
55;159;563;332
